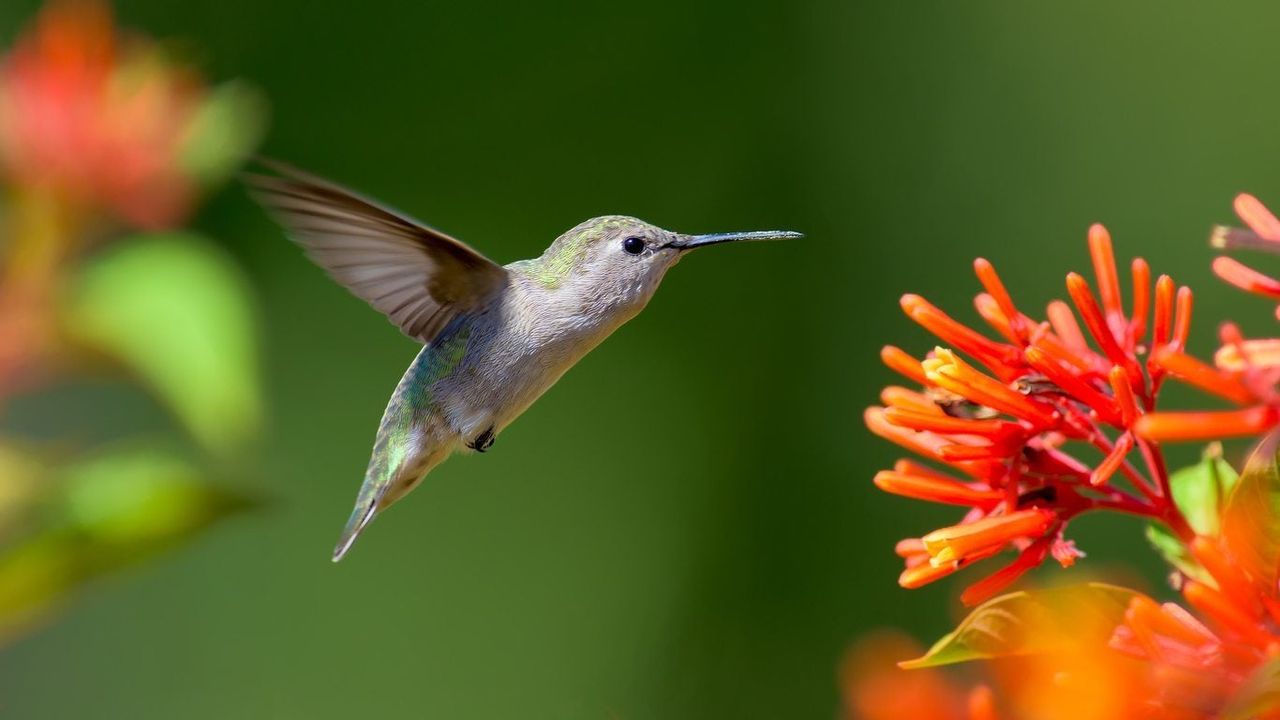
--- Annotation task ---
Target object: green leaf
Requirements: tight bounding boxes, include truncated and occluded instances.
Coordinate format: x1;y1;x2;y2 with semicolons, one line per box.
1168;443;1240;537
61;233;263;455
0;443;51;543
1221;435;1280;592
1145;522;1210;584
179;80;268;186
900;583;1139;669
59;449;242;541
1222;656;1280;720
0;444;255;645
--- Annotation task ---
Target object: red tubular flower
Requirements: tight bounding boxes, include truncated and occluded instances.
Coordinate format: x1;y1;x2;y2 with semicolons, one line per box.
922;509;1054;566
873;468;1004;507
1137;406;1279;442
861;197;1280;719
1133;193;1280;443
1211;194;1280;314
869;224;1202;605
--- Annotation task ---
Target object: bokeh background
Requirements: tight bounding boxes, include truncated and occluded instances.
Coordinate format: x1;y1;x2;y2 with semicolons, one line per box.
2;1;1280;718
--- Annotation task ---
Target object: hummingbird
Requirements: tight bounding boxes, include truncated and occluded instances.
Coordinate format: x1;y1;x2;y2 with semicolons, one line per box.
249;162;800;561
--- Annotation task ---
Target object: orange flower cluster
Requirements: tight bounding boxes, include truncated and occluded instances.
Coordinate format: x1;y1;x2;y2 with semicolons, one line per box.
868;224;1205;605
854;194;1280;719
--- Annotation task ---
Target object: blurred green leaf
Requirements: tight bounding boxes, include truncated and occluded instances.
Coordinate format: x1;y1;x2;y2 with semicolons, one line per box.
1147;444;1242;580
62;233;263;455
1223;657;1280;720
900;583;1139;669
60;448;239;541
1168;443;1240;537
0;444;253;645
1222;435;1280;593
1144;522;1210;584
0;443;50;544
179;80;268;186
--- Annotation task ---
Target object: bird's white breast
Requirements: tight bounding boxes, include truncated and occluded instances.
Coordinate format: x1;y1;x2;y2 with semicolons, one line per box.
432;273;642;442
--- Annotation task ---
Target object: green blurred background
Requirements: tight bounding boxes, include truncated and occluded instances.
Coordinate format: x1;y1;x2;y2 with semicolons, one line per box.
3;1;1280;717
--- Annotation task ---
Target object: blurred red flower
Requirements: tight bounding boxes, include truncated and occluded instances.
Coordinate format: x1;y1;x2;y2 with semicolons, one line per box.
0;0;202;228
842;612;1153;720
1108;437;1280;720
840;632;973;720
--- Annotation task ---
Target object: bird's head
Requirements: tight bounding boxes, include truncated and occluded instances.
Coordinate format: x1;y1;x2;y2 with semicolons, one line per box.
531;215;800;319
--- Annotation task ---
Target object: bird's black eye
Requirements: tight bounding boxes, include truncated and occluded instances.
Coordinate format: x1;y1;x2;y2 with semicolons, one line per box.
622;236;646;255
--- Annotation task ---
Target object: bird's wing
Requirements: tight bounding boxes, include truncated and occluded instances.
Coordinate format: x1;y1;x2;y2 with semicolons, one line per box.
247;161;509;344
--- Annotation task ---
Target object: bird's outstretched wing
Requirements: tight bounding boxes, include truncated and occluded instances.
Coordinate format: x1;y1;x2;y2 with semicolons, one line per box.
247;160;509;344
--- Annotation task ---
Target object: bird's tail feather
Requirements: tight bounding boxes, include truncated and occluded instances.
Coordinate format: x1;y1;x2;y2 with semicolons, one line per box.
329;425;450;562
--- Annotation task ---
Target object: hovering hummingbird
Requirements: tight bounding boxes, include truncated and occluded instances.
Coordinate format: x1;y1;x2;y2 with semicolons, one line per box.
249;162;800;561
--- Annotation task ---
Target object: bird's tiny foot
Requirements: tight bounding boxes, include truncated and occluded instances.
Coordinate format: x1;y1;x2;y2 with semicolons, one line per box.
466;426;496;453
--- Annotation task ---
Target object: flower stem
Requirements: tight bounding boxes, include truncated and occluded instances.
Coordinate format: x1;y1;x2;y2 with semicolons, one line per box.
1135;437;1196;540
0;187;80;410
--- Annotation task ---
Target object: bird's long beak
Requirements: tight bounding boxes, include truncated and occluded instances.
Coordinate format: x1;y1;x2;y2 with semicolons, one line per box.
668;230;803;250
